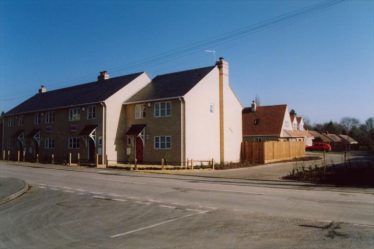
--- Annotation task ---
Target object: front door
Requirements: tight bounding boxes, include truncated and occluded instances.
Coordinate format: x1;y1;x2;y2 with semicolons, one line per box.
135;136;143;163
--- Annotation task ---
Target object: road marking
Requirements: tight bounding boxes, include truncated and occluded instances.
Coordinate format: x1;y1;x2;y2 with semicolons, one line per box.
38;186;46;189
159;205;176;209
112;198;127;202
110;211;208;238
93;195;107;199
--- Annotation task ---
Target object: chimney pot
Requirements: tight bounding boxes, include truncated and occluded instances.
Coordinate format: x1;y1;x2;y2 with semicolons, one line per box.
251;100;257;112
98;71;110;81
38;85;47;94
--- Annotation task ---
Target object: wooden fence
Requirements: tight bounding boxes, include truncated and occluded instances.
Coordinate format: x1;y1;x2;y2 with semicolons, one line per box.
241;141;305;164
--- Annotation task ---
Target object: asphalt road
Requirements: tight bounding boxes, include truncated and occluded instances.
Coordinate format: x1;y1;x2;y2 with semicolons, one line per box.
0;162;373;248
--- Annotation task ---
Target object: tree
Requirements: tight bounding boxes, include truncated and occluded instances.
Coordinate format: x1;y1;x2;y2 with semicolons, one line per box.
340;117;360;132
365;117;374;132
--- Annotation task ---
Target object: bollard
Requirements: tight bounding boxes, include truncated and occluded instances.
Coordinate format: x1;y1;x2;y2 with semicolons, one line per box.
77;153;80;166
68;153;71;166
191;159;194;170
51;154;54;164
2;150;5;160
36;154;39;163
7;150;10;160
23;151;26;162
212;158;215;170
17;150;20;162
105;155;108;168
134;158;138;170
95;154;99;167
161;158;165;170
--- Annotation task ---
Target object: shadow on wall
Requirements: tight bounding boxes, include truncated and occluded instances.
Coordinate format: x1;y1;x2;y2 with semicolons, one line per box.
115;105;128;163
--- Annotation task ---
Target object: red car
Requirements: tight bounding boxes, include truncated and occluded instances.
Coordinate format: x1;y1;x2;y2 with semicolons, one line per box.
306;143;332;152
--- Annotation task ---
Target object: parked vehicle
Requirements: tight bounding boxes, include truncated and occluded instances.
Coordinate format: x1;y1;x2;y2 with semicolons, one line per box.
306;143;332;152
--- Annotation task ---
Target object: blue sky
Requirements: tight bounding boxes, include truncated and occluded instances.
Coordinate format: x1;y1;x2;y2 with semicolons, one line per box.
1;0;373;124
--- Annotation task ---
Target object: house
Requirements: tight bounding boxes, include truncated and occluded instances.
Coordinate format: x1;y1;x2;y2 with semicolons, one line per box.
2;71;150;165
122;58;243;165
242;103;301;141
339;134;359;150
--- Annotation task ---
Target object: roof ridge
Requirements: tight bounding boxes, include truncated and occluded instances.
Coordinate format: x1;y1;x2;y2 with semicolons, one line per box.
153;65;215;79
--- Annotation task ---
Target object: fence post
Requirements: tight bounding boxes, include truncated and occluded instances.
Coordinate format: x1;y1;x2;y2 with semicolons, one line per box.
77;153;80;166
17;150;20;162
51;154;54;164
68;153;71;166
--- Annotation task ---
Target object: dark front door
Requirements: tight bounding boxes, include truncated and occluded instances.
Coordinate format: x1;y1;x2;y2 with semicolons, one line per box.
135;137;143;163
88;138;95;162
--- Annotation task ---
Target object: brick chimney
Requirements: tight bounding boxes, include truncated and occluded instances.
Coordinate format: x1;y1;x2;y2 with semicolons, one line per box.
38;85;47;94
251;100;257;112
97;71;110;81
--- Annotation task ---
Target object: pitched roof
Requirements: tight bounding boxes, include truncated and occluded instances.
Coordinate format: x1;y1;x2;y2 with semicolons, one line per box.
339;134;358;144
5;72;143;116
284;130;313;138
296;117;303;124
324;133;343;142
125;66;215;103
308;130;333;143
242;104;287;136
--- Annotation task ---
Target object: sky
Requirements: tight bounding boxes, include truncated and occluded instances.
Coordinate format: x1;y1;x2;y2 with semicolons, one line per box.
0;0;373;124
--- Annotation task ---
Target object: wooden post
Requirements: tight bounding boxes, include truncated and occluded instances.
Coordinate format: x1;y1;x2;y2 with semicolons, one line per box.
95;154;99;167
7;150;10;160
22;150;26;162
17;150;20;162
134;158;138;170
51;154;54;164
191;159;194;170
161;158;165;170
68;153;71;166
36;154;39;163
105;155;108;168
77;153;80;166
2;150;5;160
212;158;215;170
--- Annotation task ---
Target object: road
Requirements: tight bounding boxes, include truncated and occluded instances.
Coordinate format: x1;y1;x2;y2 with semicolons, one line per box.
0;162;373;248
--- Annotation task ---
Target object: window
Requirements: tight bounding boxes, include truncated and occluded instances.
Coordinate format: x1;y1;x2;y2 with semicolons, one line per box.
7;118;15;127
87;106;96;120
69;108;80;121
68;137;80;149
17;116;24;126
34;113;41;125
127;136;133;146
135;104;146;119
154;102;171;117
154;136;171;149
45;111;55;124
44;138;55;149
254;118;260;125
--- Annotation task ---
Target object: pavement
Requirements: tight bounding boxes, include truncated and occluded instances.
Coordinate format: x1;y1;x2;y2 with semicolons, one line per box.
0;177;28;205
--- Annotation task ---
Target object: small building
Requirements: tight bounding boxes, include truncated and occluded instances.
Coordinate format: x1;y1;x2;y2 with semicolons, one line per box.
339;134;359;150
122;58;243;165
2;71;150;165
324;132;345;151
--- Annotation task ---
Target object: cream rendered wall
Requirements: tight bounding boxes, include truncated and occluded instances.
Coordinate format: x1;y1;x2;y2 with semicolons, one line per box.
280;106;293;137
104;73;151;163
184;67;220;163
298;119;305;131
223;84;242;162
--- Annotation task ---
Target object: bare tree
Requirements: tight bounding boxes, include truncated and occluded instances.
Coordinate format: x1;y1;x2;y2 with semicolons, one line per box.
340;117;360;132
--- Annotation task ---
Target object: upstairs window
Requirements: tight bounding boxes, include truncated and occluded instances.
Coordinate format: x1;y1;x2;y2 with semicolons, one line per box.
87;106;96;120
8;118;15;127
154;102;171;117
69;108;80;121
254;118;260;125
34;113;41;125
68;137;80;149
45;111;55;124
135;104;146;119
17;116;24;126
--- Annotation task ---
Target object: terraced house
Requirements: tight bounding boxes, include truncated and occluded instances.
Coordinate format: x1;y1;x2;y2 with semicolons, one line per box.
2;71;150;166
2;58;243;167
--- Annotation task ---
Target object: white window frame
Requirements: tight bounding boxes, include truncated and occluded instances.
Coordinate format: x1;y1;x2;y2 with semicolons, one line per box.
34;113;41;125
44;137;55;149
45;111;55;124
154;101;171;118
135;104;146;119
69;108;81;121
68;137;80;149
154;136;171;150
87;105;96;120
